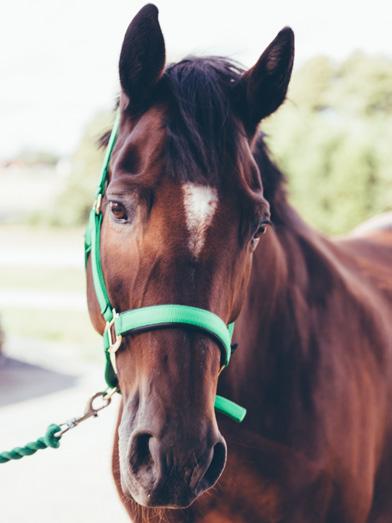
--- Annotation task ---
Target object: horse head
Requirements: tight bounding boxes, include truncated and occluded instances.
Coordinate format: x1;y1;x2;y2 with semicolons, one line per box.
86;3;294;509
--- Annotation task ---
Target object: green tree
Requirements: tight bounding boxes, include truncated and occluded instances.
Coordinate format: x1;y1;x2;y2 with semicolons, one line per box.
265;52;392;234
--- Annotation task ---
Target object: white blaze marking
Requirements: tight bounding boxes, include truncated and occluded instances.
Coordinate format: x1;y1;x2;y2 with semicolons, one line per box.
182;183;218;257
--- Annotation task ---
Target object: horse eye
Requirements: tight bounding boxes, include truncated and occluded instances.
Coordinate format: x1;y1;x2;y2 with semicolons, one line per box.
253;219;271;239
254;224;266;238
110;201;127;221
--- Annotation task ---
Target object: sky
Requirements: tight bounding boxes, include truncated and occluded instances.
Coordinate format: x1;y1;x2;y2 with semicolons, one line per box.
1;0;392;159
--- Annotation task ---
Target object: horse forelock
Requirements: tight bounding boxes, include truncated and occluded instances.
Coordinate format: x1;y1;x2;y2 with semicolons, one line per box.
162;57;244;186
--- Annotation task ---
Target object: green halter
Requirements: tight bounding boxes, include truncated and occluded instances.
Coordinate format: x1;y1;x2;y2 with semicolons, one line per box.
84;112;246;423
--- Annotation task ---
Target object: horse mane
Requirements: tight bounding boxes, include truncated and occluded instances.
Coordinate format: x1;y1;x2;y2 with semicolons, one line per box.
251;133;289;224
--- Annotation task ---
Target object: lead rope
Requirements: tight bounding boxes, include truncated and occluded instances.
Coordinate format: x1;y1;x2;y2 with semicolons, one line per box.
0;388;117;464
0;424;61;463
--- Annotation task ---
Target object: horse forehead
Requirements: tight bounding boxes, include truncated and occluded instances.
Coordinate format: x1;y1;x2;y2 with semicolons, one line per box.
182;182;219;258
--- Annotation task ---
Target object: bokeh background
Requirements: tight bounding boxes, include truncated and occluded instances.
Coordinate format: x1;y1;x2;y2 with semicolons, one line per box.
1;1;391;521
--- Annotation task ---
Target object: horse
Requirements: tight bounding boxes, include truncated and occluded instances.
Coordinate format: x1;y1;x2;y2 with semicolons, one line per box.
86;4;392;522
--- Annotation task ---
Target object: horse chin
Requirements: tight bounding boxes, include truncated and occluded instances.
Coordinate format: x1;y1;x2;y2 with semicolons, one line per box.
120;474;199;509
119;455;209;509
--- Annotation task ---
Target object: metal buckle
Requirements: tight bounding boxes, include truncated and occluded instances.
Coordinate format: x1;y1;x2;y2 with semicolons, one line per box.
94;194;103;214
105;311;122;374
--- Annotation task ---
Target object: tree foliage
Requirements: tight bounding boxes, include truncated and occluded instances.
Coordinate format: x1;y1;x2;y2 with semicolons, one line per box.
265;51;392;233
49;111;113;226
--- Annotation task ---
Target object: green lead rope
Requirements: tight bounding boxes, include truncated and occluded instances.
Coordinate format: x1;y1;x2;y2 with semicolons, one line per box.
1;388;116;464
0;424;61;463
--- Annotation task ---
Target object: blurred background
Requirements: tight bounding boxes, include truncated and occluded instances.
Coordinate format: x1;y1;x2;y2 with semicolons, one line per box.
0;0;391;521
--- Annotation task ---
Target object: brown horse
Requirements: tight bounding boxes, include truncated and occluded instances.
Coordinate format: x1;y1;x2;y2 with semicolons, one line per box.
86;4;392;522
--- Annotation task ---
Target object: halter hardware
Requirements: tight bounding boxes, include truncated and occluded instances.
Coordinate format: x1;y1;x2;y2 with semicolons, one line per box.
105;311;122;374
94;194;103;215
85;111;247;423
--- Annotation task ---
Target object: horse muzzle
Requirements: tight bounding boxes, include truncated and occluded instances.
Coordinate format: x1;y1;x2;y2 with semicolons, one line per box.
119;422;227;508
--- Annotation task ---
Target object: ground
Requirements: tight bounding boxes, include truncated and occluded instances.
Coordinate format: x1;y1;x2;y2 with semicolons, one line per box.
0;225;129;523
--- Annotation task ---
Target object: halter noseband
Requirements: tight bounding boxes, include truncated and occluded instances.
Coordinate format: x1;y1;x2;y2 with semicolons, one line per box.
84;112;246;423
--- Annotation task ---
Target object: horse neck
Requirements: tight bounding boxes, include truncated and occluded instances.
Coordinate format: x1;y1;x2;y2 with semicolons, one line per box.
221;191;347;443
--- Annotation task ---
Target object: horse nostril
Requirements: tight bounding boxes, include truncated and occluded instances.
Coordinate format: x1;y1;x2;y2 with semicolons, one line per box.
129;432;154;475
199;441;227;492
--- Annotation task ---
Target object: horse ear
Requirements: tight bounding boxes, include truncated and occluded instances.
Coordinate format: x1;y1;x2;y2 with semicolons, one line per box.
238;27;294;129
119;4;166;113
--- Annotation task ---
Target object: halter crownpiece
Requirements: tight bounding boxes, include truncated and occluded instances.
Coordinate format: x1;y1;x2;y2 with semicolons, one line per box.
84;111;247;423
